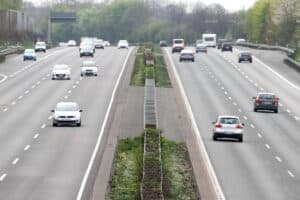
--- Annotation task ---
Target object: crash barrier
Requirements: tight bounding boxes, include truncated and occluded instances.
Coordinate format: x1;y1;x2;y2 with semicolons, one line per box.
234;42;294;55
284;57;300;73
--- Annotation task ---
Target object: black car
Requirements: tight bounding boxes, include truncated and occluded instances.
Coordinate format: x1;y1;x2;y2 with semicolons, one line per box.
221;43;232;52
238;52;252;63
159;40;168;47
253;93;279;113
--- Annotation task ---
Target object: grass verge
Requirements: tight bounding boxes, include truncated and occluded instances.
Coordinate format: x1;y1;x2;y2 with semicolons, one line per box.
161;137;199;200
109;137;144;200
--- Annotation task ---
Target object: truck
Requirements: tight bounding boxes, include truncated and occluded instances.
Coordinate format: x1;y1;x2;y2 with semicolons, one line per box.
202;34;216;47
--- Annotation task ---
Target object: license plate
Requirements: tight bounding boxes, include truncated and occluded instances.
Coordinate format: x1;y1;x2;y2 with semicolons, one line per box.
263;102;272;105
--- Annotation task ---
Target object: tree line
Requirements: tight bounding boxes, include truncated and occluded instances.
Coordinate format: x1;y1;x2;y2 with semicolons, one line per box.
231;0;300;48
22;0;232;44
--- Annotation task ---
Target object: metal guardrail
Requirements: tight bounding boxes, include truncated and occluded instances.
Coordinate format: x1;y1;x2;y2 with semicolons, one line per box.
0;46;24;58
234;42;294;55
284;57;300;72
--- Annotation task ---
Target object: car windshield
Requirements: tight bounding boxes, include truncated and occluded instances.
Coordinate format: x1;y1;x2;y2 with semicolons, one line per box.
56;103;78;111
25;49;34;53
82;61;96;67
220;118;239;124
54;65;69;70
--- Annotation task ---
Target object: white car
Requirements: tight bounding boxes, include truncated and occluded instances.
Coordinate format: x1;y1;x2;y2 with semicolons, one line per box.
23;49;37;61
80;45;94;57
212;115;244;142
81;60;98;76
236;38;246;43
104;41;110;47
94;39;104;49
35;41;46;52
117;40;129;49
51;102;82;126
52;64;71;80
68;40;77;46
179;49;194;62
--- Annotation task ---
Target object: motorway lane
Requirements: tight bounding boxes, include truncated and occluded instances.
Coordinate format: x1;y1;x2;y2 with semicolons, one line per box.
167;47;300;200
216;48;300;117
0;47;75;109
0;47;131;199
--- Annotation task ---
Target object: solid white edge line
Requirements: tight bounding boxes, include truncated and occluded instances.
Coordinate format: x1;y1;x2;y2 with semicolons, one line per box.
253;56;300;91
0;74;8;84
165;48;225;199
76;48;133;200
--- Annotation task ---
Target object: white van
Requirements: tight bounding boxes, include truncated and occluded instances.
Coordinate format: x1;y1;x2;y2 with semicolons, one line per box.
202;34;216;47
172;38;184;53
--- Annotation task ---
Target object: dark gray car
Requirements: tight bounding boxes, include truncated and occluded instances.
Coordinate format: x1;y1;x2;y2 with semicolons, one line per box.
253;93;279;113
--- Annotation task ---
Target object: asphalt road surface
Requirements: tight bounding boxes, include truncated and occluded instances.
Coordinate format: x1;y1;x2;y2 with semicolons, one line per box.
167;46;300;200
0;46;131;200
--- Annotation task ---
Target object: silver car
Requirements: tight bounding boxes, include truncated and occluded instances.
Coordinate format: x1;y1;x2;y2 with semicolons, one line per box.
52;64;71;80
23;49;37;61
212;115;244;142
52;102;82;126
81;60;98;76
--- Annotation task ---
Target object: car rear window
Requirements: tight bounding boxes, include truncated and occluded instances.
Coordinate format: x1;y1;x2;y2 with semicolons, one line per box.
259;94;274;100
174;40;183;44
220;118;239;124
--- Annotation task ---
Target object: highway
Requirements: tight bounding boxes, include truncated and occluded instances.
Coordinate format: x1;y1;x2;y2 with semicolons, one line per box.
166;47;300;200
0;46;131;199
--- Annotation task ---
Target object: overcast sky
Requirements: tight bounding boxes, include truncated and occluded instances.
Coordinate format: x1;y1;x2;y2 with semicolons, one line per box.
24;0;257;12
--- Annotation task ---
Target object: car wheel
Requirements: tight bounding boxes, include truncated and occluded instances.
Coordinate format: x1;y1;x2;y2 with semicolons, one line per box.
192;59;194;62
95;74;98;76
254;108;257;112
238;60;241;63
80;74;83;77
213;134;218;141
53;122;57;127
52;78;55;80
239;135;243;142
250;60;253;63
77;122;81;127
274;109;278;113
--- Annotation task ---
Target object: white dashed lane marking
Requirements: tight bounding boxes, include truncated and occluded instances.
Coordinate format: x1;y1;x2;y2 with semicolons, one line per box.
25;90;29;94
33;134;39;139
41;124;46;129
257;133;262;138
288;170;295;178
250;124;255;129
24;145;30;151
0;174;7;182
265;144;271;149
12;158;19;165
275;156;282;163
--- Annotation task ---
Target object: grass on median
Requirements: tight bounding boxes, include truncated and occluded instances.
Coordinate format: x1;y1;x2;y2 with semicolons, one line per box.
153;45;172;88
131;46;146;86
161;137;199;200
109;137;144;200
130;45;172;87
109;134;198;200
